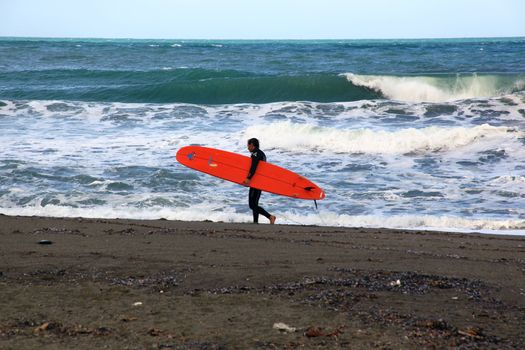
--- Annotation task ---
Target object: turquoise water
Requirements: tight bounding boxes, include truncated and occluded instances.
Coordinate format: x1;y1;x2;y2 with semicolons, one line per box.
1;37;524;103
0;37;524;233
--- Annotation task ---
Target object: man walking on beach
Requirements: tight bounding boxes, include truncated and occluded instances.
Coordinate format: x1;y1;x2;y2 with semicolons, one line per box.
243;138;276;224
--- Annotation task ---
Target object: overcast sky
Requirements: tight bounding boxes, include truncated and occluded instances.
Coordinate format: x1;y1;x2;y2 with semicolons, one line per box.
1;0;524;40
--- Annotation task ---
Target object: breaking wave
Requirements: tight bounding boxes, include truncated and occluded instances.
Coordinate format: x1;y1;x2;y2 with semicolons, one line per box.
245;122;521;154
2;68;523;104
343;73;525;102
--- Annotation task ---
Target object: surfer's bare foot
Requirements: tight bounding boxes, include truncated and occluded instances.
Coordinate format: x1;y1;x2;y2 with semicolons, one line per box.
269;215;276;224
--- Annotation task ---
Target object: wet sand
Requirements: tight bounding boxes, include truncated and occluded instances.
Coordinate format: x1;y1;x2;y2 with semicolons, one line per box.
0;214;524;349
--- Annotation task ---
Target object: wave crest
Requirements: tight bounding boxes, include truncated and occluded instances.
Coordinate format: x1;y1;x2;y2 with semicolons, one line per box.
343;73;525;102
245;122;520;154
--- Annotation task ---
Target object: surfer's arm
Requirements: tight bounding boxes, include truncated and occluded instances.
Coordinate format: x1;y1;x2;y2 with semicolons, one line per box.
244;152;261;185
247;154;260;180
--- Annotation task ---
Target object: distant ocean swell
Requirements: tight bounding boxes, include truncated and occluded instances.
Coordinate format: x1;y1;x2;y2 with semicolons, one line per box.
1;69;523;104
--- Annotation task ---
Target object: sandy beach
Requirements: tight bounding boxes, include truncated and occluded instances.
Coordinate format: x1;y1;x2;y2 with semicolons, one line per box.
0;214;524;349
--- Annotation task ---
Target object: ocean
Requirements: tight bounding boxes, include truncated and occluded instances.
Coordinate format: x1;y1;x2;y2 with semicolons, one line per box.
0;37;524;234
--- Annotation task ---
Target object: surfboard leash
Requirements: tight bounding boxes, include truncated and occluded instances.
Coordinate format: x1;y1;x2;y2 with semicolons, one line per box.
278;213;304;226
313;199;328;226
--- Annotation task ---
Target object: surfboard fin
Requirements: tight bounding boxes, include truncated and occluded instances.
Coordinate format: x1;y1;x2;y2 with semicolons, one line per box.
314;200;318;210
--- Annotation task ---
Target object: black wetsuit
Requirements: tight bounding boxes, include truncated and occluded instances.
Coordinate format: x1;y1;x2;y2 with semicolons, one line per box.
247;148;272;223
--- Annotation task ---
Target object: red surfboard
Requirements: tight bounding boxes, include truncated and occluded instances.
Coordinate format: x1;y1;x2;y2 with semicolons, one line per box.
176;146;325;200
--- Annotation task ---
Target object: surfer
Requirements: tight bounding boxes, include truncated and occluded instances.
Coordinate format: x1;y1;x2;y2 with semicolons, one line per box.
243;138;277;224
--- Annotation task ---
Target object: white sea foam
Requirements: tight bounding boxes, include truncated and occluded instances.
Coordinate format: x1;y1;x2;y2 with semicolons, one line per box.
0;204;247;223
0;100;17;114
88;180;116;187
291;212;525;233
244;122;520;154
343;73;517;102
490;175;525;185
2;98;524;236
488;175;525;195
6;96;524;128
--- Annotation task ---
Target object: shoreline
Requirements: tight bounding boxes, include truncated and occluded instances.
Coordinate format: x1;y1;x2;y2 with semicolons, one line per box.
1;211;523;237
1;214;524;348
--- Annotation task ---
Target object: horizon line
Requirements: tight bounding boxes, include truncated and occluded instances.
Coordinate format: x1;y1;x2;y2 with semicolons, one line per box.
1;35;524;41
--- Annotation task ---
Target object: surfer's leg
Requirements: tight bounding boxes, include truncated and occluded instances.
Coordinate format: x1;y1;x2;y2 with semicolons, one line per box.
258;206;271;220
249;188;261;223
254;192;274;223
259;207;275;224
249;189;275;224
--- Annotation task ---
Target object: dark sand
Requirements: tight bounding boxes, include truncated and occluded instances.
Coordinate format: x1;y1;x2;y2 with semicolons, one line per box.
0;214;524;349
